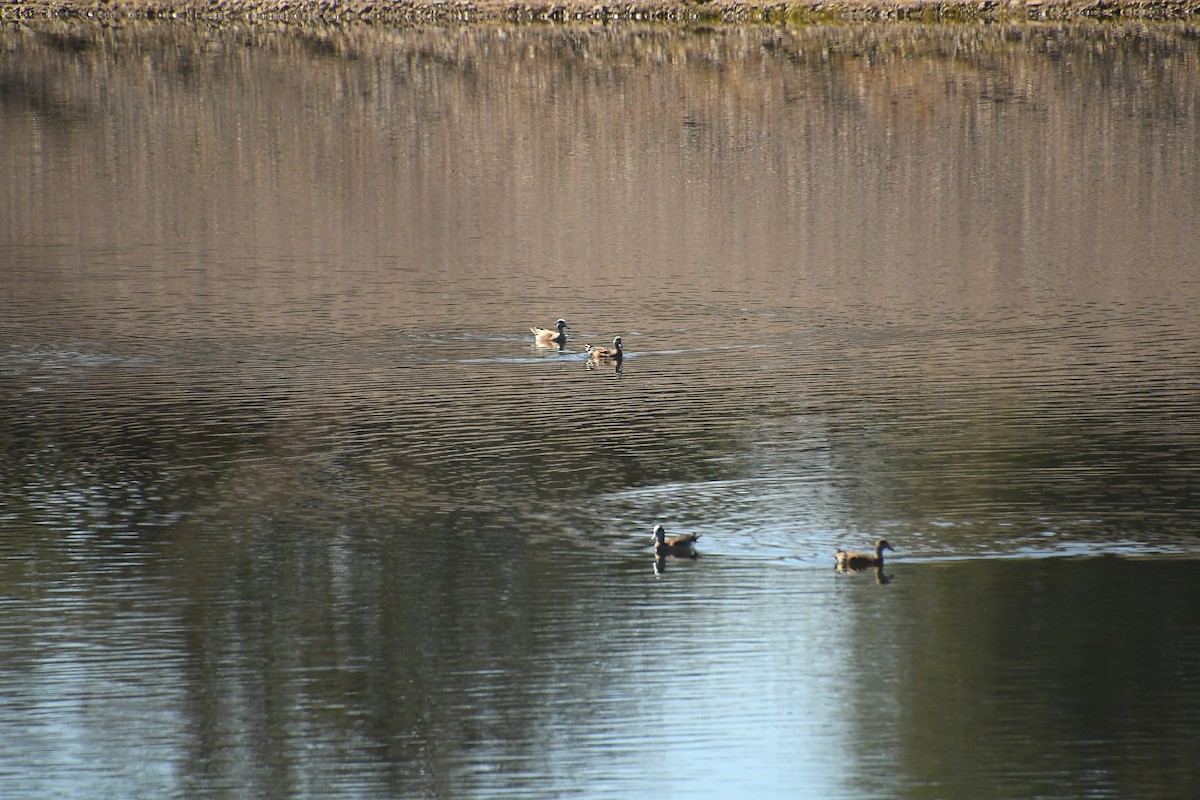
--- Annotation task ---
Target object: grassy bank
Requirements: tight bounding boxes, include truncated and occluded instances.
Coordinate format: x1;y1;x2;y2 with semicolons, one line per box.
3;0;1199;24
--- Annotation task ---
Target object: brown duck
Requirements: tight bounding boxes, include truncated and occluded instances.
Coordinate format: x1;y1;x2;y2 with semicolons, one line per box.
835;539;893;571
531;318;570;346
585;336;623;361
652;524;699;556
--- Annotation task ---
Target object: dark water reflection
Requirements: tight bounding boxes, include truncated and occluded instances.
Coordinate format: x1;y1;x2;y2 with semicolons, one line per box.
2;19;1200;799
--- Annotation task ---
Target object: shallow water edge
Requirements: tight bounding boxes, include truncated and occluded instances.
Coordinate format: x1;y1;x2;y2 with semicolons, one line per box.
4;0;1200;25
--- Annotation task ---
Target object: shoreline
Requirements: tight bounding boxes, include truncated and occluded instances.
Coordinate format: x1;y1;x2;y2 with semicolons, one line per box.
4;0;1200;24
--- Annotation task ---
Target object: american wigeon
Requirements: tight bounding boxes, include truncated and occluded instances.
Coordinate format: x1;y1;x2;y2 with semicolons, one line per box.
835;539;893;571
531;319;570;345
652;524;699;556
585;336;623;361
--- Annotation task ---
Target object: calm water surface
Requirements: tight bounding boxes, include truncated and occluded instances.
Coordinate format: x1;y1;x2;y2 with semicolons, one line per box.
2;19;1199;799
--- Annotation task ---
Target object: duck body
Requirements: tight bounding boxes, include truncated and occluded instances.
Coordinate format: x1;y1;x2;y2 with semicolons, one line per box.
585;336;624;361
835;539;893;571
531;319;570;345
652;524;699;556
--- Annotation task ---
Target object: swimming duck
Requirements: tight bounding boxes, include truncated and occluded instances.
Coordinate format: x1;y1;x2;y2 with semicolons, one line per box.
652;524;699;556
585;336;623;361
835;539;893;571
531;319;570;345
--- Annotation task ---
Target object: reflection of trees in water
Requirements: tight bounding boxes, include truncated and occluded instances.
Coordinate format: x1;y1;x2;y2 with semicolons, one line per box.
860;558;1200;798
3;23;1200;795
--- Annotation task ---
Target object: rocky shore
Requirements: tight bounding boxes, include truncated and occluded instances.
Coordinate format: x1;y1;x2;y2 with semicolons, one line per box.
3;0;1199;23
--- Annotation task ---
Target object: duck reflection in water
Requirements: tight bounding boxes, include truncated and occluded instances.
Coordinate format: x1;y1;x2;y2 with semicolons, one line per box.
653;550;701;576
586;357;622;376
835;539;894;573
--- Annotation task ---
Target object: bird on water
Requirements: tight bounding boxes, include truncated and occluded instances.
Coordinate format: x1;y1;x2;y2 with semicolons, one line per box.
531;318;570;346
835;539;893;571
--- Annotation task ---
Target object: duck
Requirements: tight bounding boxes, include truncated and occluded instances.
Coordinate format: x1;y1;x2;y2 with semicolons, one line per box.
835;539;893;571
585;336;623;361
531;319;570;346
652;524;699;556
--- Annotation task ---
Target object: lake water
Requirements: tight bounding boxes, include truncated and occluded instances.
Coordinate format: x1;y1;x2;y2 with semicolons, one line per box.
2;19;1199;799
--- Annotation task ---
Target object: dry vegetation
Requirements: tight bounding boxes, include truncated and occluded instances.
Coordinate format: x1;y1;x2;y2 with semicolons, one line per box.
2;0;1199;24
